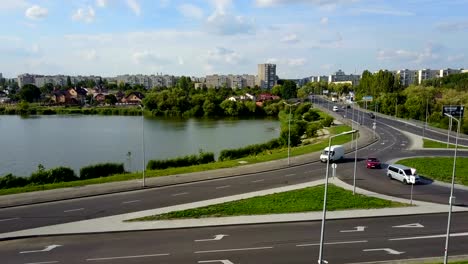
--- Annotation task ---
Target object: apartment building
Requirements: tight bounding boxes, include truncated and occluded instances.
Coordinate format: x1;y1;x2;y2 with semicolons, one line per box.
396;69;417;86
417;69;440;84
328;70;361;86
205;74;256;89
113;74;176;89
206;74;229;89
257;63;277;90
439;68;462;78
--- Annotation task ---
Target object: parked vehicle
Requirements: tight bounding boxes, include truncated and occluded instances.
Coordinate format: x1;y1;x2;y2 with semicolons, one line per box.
368;112;375;119
320;145;345;162
331;97;338;102
387;164;420;184
332;106;339;112
366;157;381;169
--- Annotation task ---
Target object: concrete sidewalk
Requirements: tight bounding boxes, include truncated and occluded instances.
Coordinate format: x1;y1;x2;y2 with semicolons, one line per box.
0;116;377;208
2;176;467;240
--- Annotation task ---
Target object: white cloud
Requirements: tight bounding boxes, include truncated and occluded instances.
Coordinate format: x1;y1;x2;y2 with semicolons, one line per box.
437;21;468;31
377;45;440;64
25;5;48;20
255;0;357;8
447;54;465;62
351;7;414;16
132;50;168;65
96;0;107;8
126;0;141;16
82;49;98;60
281;33;299;43
178;4;204;19
206;13;254;35
288;58;306;66
320;17;329;25
207;47;242;64
72;7;96;23
0;0;29;10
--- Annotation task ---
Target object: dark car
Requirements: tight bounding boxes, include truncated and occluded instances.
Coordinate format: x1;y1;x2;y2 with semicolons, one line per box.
366;157;381;169
368;112;375;119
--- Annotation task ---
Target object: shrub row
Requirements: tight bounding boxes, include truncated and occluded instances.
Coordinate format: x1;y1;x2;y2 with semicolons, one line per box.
80;163;125;180
0;107;142;116
147;152;215;170
218;138;282;161
0;162;125;189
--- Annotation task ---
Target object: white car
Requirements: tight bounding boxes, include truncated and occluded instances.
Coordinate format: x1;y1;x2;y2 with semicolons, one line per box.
332;106;339;112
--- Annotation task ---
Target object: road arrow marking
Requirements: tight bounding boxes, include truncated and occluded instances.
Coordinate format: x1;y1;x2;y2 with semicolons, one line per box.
20;245;62;254
392;223;424;228
195;234;229;242
340;226;366;232
363;248;405;255
198;260;234;264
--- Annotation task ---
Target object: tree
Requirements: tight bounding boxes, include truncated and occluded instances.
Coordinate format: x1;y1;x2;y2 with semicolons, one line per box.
66;76;72;88
40;83;54;95
104;94;117;105
19;84;41;102
281;80;298;99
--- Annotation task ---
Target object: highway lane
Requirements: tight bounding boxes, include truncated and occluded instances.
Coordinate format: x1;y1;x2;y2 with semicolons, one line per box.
2;213;468;264
0;162;326;233
1;98;467;235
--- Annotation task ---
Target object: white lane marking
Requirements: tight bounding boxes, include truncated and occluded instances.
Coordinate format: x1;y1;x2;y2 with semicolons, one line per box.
389;232;468;241
198;260;234;264
86;253;170;261
363;248;405;255
215;185;231;189
122;200;141;204
340;226;366;233
0;217;19;222
251;179;265;183
285;173;296;177
24;261;59;264
296;240;367;247
172;192;189;196
304;170;316;174
20;245;62;254
195;246;273;254
63;208;84;213
195;234;229;242
392;223;424;228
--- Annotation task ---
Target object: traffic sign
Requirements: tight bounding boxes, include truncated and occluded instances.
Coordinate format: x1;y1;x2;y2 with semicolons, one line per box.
443;105;464;117
362;96;373;102
331;163;337;169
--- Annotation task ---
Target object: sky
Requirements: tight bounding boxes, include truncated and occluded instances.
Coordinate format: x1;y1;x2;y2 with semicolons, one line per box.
0;0;467;79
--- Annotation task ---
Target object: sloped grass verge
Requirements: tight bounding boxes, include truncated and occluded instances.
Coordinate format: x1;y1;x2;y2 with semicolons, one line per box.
130;184;406;221
398;157;468;185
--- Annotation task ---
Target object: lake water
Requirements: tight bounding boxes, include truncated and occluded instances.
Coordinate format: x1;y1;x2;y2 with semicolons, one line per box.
0;115;279;177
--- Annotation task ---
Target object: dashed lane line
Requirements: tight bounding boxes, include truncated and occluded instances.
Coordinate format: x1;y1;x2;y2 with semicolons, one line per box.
86;253;170;261
63;208;84;213
195;246;273;254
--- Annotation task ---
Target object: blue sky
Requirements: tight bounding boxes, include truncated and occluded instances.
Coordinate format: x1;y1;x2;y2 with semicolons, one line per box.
0;0;467;78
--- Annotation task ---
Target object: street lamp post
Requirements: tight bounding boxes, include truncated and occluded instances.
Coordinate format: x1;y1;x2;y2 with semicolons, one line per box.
139;104;146;188
318;129;358;264
351;120;359;195
443;113;460;264
283;101;300;166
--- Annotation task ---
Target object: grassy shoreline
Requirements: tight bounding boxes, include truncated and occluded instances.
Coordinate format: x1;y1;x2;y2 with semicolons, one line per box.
130;184;407;221
0;125;354;196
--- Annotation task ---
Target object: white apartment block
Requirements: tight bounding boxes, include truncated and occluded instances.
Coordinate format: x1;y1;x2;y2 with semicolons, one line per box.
205;74;256;89
417;69;440;84
396;69;417;86
439;68;461;78
113;74;176;89
328;70;360;86
257;63;277;90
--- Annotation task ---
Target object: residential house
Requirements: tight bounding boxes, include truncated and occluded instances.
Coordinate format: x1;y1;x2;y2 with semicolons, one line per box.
122;91;145;104
51;90;68;104
227;93;256;102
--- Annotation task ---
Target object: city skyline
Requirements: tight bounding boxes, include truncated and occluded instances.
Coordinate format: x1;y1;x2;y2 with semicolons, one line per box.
1;0;467;78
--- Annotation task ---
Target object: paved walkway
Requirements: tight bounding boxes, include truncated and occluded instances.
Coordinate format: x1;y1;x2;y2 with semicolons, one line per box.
0;114;377;208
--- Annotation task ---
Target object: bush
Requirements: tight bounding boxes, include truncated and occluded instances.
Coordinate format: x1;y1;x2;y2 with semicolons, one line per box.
306;122;321;137
320;116;334;127
0;174;29;189
147;151;215;170
29;166;77;185
218;138;282;161
80;163;125;180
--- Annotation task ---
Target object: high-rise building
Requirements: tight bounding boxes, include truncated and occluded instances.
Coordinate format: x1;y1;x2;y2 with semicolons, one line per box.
257;63;277;90
396;69;417;86
417;69;440;84
328;70;360;86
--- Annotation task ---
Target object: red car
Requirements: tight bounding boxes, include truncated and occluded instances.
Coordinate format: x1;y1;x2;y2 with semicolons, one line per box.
366;157;381;169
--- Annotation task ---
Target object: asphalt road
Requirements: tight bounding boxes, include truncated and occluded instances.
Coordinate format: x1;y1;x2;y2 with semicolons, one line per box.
2;212;468;264
1;99;468;234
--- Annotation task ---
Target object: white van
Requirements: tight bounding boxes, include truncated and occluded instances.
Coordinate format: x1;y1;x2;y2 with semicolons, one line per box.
320;145;345;162
387;164;420;184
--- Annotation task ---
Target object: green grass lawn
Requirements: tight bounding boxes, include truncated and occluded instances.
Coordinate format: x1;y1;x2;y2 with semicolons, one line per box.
0;125;356;196
131;184;406;221
397;157;468;185
423;138;468;149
